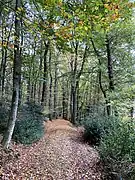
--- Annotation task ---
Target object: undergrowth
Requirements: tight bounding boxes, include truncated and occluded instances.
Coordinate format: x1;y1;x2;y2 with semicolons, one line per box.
0;100;45;145
13;102;45;145
99;120;135;180
79;115;135;180
0;100;10;133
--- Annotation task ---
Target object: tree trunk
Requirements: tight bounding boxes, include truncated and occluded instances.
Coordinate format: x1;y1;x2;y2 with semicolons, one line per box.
98;64;111;116
91;38;111;116
70;43;78;124
1;0;21;149
49;50;52;120
41;41;49;104
33;82;37;102
27;50;32;102
62;76;68;119
106;36;115;115
53;60;58;118
27;76;31;102
76;86;80;121
0;16;5;95
38;40;43;103
70;43;88;123
31;42;36;101
106;36;114;91
18;16;23;106
71;88;77;124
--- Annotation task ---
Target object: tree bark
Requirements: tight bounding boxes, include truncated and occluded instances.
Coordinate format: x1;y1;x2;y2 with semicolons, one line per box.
38;40;43;103
0;16;5;95
53;60;58;118
70;43;88;123
70;43;78;124
48;50;52;120
91;37;111;116
27;50;32;102
41;41;49;104
18;15;23;106
106;36;114;91
30;41;36;101
1;0;21;149
62;76;68;119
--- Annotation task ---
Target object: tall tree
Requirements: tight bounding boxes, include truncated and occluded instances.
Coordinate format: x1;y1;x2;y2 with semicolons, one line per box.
1;0;21;149
41;41;49;104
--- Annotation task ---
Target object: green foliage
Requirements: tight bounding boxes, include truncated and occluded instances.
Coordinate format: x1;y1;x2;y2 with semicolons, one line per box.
13;102;44;145
13;118;44;145
83;119;102;145
80;114;135;179
0;100;10;133
99;120;135;179
80;115;118;145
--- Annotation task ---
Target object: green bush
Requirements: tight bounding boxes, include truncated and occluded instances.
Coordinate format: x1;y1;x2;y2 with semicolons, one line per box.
0;101;10;133
80;115;135;179
82;119;102;145
99;120;135;180
80;115;119;145
13;118;44;145
13;102;44;145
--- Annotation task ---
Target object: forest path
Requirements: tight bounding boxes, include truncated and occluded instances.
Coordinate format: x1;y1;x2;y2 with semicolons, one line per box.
2;119;102;180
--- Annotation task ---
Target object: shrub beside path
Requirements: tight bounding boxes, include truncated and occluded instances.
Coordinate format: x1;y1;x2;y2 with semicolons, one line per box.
1;119;102;179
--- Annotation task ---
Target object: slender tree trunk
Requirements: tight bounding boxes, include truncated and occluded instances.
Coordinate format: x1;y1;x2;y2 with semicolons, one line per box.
1;0;21;149
71;88;77;123
53;61;58;118
76;86;80;121
70;83;74;122
106;35;115;115
76;45;88;121
89;73;93;104
49;50;52;120
62;76;68;119
18;16;23;106
71;43;78;124
98;64;111;116
38;40;43;103
27;75;31;102
67;79;71;120
106;36;114;91
0;16;5;95
31;81;34;100
33;82;37;102
91;38;111;116
70;43;88;123
31;42;36;101
27;50;32;102
41;41;49;104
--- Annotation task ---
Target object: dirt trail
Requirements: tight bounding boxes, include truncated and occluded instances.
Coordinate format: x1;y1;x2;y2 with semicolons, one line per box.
1;119;102;180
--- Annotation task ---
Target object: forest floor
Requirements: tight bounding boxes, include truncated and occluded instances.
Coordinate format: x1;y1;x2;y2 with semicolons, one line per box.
0;119;102;180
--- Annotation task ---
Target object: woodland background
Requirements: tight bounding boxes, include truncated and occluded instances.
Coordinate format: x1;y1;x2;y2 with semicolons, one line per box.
0;0;135;179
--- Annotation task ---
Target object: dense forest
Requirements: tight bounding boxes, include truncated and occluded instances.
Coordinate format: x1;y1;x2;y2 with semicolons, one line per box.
0;0;135;179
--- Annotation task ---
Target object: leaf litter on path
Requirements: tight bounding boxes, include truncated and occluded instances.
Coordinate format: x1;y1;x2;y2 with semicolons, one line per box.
0;119;102;179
